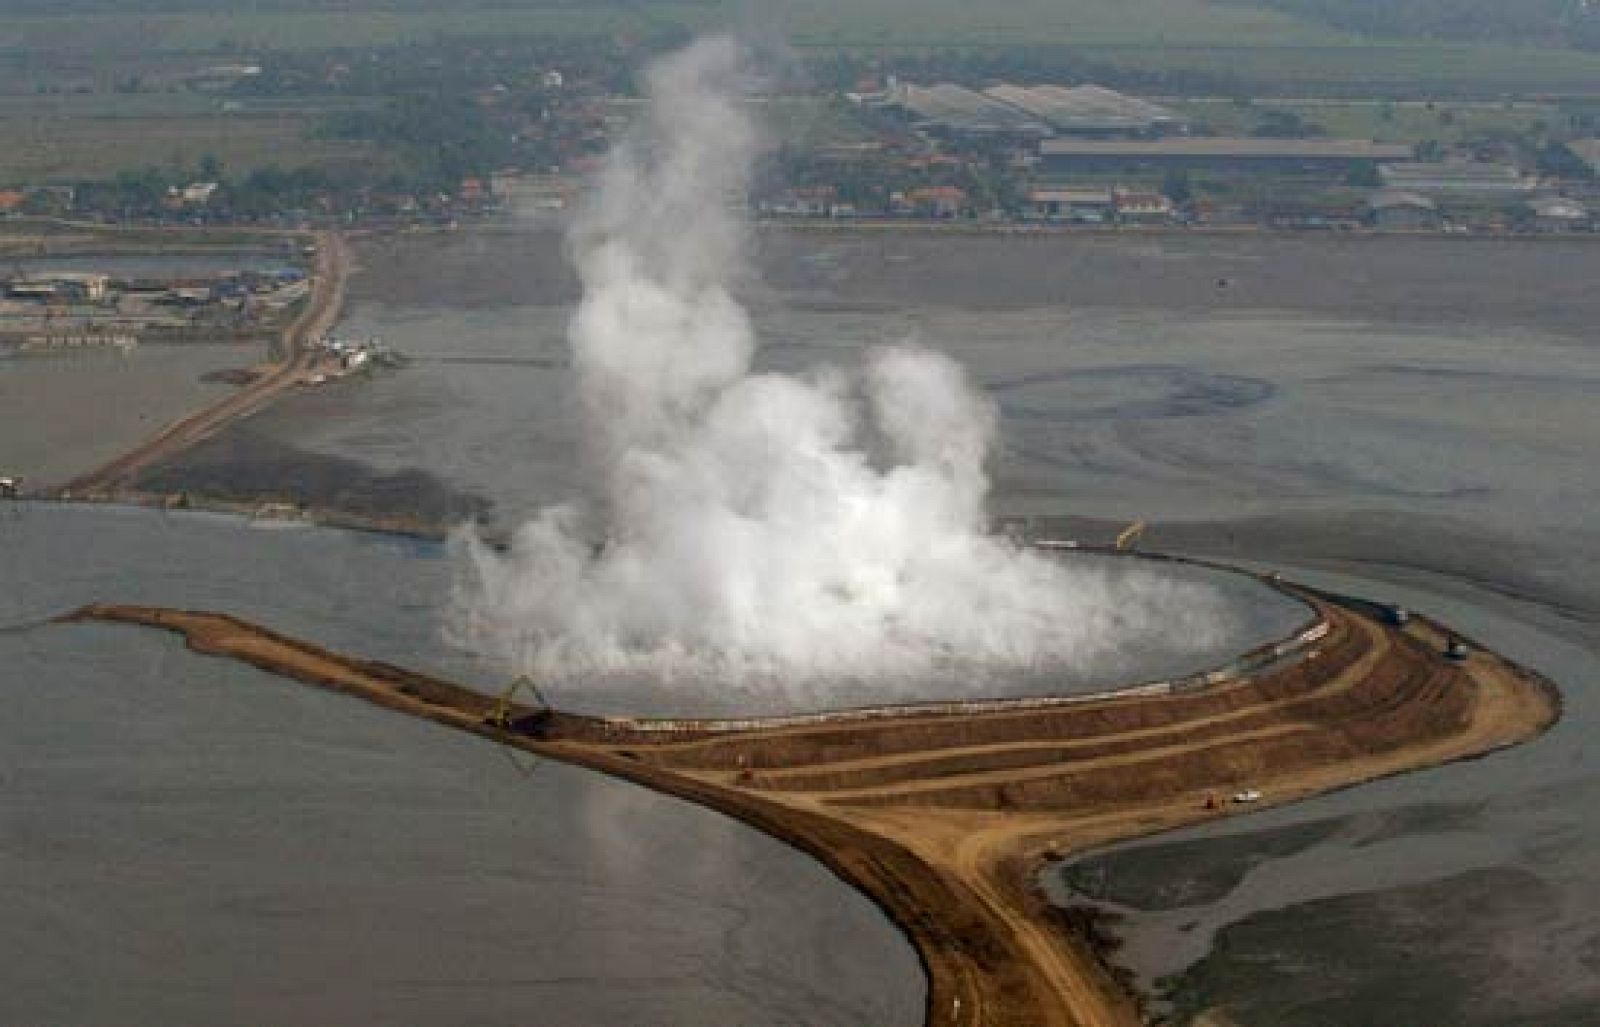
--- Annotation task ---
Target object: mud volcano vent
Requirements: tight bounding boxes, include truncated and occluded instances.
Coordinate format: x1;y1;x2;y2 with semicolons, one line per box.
554;552;1316;721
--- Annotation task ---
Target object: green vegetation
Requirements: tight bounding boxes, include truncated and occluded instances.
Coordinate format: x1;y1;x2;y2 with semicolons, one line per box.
751;96;881;149
1217;0;1600;49
316;93;514;193
0;6;713;55
1;0;1599;98
1173;97;1565;146
0;94;381;183
1080;40;1600;96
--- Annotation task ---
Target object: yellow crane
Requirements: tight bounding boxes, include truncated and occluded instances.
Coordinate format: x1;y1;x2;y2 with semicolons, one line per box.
484;675;549;731
484;675;551;778
1115;520;1147;551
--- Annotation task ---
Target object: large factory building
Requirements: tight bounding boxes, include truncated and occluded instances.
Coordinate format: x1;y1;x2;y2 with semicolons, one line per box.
1038;137;1413;176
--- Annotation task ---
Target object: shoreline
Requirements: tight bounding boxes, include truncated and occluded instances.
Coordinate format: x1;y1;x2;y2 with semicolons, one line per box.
764;218;1600;242
61;560;1559;1026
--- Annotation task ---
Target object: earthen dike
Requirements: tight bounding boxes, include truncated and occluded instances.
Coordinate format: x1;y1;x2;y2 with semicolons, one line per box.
64;555;1559;1027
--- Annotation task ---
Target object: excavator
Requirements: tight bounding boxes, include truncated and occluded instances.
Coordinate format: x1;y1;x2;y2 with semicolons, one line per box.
484;675;553;737
482;675;553;778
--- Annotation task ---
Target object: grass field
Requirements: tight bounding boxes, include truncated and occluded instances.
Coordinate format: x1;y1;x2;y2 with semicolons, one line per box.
1171;97;1564;146
0;6;716;53
0;95;383;182
1083;41;1600;97
1;1;1597;100
0;0;1345;53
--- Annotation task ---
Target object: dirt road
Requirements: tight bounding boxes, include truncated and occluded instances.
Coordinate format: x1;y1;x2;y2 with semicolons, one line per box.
64;574;1558;1026
56;231;350;497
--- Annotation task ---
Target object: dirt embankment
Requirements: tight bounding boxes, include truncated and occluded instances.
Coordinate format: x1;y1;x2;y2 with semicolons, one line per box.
54;231;350;498
63;573;1558;1027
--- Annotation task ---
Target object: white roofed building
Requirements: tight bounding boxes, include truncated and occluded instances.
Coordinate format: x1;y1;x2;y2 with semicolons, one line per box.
1377;161;1533;196
984;84;1185;137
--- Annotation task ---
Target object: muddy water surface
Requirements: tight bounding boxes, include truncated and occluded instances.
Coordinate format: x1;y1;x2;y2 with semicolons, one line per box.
0;505;924;1027
73;225;1600;1023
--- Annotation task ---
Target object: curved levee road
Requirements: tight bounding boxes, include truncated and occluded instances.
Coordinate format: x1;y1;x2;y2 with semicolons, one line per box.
62;571;1558;1026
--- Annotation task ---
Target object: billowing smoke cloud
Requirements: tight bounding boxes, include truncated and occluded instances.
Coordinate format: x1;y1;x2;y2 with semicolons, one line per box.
451;37;1230;711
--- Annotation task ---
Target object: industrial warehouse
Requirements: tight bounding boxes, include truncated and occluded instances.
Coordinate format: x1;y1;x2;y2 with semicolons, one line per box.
0;265;309;352
880;80;1188;138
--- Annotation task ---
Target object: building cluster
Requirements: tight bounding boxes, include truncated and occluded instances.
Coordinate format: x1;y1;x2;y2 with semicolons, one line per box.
4;267;306;308
0;266;311;347
1020;188;1175;225
750;78;1600;232
4;271;111;304
302;334;407;386
5;45;1598;236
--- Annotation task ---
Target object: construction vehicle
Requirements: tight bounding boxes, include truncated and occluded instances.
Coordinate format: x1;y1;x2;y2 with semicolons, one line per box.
484;675;552;737
1115;520;1147;551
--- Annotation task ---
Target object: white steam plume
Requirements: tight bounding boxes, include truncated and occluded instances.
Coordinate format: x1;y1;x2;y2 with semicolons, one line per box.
451;37;1229;710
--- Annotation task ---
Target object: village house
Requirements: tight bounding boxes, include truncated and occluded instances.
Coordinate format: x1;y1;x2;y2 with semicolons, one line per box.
761;186;839;217
1113;189;1175;224
897;185;969;218
1364;190;1441;230
1022;188;1114;223
1525;196;1590;233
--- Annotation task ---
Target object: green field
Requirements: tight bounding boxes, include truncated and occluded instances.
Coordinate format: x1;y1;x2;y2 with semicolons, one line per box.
1172;97;1564;146
1083;41;1600;97
1;1;1598;100
0;6;717;53
0;95;383;182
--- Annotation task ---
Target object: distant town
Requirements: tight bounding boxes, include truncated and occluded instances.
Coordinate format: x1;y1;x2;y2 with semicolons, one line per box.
2;40;1597;235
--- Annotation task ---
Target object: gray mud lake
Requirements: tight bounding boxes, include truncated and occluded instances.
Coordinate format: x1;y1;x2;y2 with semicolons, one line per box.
0;343;258;486
14;225;1600;1024
0;249;292;488
0;505;924;1026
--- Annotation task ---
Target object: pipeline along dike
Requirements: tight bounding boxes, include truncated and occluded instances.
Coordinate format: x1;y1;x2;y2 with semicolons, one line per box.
61;565;1559;1027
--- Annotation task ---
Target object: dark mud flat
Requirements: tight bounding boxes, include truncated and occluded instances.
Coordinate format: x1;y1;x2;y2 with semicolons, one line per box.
1046;544;1600;1026
753;231;1600;333
136;423;491;527
1060;816;1348;911
1166;866;1582;1026
352;226;580;309
348;226;1600;332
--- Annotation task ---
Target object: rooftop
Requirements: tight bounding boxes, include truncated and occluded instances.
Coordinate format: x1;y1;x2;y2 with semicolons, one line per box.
1378;161;1534;195
1040;137;1411;159
887;82;1051;135
1529;196;1589;219
983;84;1182;134
1567;138;1600;175
1026;188;1115;204
1367;190;1438;211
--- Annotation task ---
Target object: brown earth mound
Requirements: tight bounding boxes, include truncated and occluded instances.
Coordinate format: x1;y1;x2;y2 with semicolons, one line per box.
63;571;1558;1027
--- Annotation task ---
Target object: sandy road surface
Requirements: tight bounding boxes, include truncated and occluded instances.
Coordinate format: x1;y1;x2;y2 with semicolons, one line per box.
64;576;1557;1027
54;232;349;497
